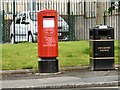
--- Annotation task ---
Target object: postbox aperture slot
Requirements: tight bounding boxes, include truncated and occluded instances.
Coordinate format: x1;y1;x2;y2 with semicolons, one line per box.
98;30;111;39
43;16;55;18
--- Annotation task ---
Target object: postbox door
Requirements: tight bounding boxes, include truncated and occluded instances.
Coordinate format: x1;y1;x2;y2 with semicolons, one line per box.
38;10;58;58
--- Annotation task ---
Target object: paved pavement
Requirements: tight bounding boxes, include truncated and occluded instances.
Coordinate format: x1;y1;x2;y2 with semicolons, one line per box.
11;87;118;90
1;66;119;89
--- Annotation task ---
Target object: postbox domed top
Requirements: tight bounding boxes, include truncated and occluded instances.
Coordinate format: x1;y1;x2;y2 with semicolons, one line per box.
38;9;57;13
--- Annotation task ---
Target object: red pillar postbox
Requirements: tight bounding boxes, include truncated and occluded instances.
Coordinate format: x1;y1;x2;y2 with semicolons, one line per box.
37;10;59;73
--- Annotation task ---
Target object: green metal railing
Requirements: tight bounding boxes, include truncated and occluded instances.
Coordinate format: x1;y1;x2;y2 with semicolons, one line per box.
0;11;2;43
67;0;71;41
1;0;119;43
2;10;5;43
13;0;16;43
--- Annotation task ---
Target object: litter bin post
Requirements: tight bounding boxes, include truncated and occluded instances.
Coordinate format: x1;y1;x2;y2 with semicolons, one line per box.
89;25;115;70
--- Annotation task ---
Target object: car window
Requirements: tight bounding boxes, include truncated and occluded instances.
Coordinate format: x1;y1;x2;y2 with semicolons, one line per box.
29;12;37;21
58;16;63;21
21;13;26;23
16;13;22;24
16;17;21;24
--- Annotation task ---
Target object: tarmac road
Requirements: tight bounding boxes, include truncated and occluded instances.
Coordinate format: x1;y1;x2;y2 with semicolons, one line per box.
1;87;119;90
40;87;119;90
34;87;119;90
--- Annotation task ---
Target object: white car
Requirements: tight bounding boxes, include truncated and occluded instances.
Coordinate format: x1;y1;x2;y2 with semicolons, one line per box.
10;11;69;44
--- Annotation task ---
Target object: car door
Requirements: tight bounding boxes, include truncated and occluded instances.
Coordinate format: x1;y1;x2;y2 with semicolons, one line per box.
20;13;29;41
15;13;23;42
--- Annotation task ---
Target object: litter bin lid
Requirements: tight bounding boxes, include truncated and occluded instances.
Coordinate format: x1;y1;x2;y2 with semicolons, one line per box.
89;25;113;31
98;25;108;29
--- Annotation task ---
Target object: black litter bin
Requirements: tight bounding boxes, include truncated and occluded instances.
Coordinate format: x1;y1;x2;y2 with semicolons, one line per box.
89;25;115;70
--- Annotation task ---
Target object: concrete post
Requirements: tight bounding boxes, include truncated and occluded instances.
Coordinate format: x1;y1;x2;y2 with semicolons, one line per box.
96;1;105;25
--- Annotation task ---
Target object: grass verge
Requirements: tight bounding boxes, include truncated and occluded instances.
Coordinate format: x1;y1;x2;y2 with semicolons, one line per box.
2;41;119;70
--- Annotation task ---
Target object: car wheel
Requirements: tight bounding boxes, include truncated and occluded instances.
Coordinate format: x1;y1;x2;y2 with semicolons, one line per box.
11;36;14;44
28;34;33;42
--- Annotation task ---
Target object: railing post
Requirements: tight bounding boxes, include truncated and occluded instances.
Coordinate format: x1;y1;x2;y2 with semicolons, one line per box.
0;12;1;43
84;1;86;40
71;12;75;41
67;0;71;41
2;10;5;43
13;0;15;43
118;11;120;63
